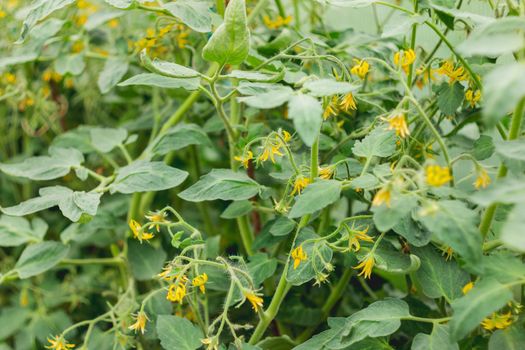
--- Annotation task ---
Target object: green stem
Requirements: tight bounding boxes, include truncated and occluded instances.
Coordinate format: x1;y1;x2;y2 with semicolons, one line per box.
216;0;225;17
274;0;286;17
479;97;525;239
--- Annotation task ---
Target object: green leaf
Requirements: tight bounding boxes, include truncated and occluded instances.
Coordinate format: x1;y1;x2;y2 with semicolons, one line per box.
413;246;469;302
415;200;482;272
140;51;201;78
54;54;86;76
110;161;189;194
450;278;513;341
488;325;525;350
0;54;39;69
472;135;495;161
247;253;277;286
286;228;333;286
334;299;410;348
352;127;396;159
156;315;204;350
0;147;84;181
90;127;128;153
225;70;284;83
202;0;250;65
482;253;525;284
303;79;358;97
270;217;296;236
0;216;48;247
0;307;31;340
501;202;525;252
436;82;464;115
289;180;341;218
318;0;378;8
14;241;69;279
350;174;379;190
97;57;129;94
127;240;167;281
458;17;525;56
495;139;525;161
163;0;211;32
373;194;417;231
1;186;101;222
373;241;419;274
152;124;211;155
17;0;75;43
412;324;459;350
471;177;525;206
288;94;323;147
483;63;525;127
104;0;133;9
393;214;431;247
118;73;200;90
238;86;293;109
220;200;253;219
179;169;260;202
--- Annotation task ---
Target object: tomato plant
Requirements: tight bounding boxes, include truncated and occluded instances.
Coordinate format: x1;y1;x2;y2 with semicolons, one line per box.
1;0;525;349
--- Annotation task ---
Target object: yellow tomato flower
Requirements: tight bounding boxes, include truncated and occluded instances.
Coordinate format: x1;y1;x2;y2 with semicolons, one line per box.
45;335;75;350
415;67;437;89
291;176;311;195
465;89;481;108
354;254;375;279
350;59;370;79
323;96;339;120
291;245;307;269
192;273;208;294
145;211;169;232
108;18;119;28
340;92;357;112
129;219;154;242
244;291;264;312
167;282;187;304
259;143;283;163
281;130;292;143
0;9;6;19
74;14;88;26
394;49;416;73
129;311;150;335
372;187;391;207
234;150;253;168
437;60;469;83
263;15;292;30
319;166;334;180
462;281;474;295
474;167;491;189
425;165;452;187
176;31;189;48
348;226;374;252
385;114;410;138
3;72;16;84
481;312;513;331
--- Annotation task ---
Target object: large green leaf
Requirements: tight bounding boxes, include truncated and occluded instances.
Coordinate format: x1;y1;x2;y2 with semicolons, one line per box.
494;139;525;161
1;186;101;222
471;177;525;206
286;228;333;286
163;0;212;33
156;315;203;350
238;86;293;109
0;147;84;181
483;63;525;126
415;200;482;272
14;241;69;279
110;161;189;194
501;203;525;252
89;127;128;153
152;124;211;155
97;57;129;94
332;299;410;348
289;180;341;218
413;246;469;302
225;70;284;83
118;73;200;90
450;278;513;341
287;94;323;147
412;324;459;350
202;0;250;65
179;169;260;202
488;325;525;350
0;216;47;247
352;127;396;159
127;240;167;281
54;54;86;75
17;0;75;42
247;253;277;286
436;82;464;115
303;79;358;97
373;193;417;231
458;17;525;56
318;0;378;8
393;213;431;247
140;51;201;78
